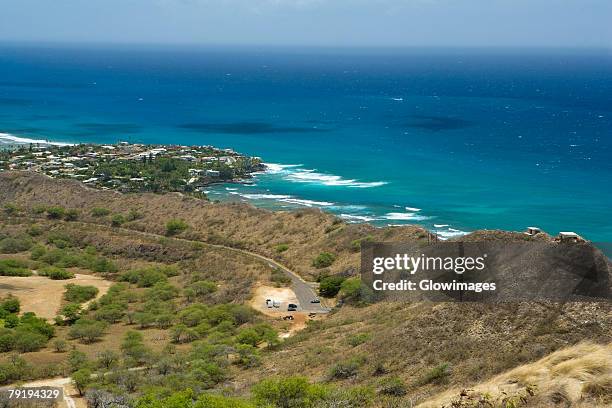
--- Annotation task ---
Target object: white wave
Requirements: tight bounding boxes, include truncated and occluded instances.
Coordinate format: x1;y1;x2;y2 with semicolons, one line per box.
435;229;468;239
225;187;238;191
0;132;73;146
340;214;377;222
278;198;334;207
384;212;430;221
285;170;387;188
391;97;404;101
263;163;303;174
405;206;421;212
434;224;449;228
239;193;291;200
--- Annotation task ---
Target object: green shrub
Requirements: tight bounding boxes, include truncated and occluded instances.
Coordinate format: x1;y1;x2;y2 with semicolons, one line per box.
30;244;47;260
166;218;188;236
1;296;20;314
69;319;108;343
350;235;374;252
26;225;43;236
319;275;345;297
13;328;48;352
313;252;336;268
111;214;125;227
64;209;79;221
416;363;451;385
0;236;33;253
46;206;66;219
275;243;289;253
329;356;366;380
252;376;328;408
39;266;74;280
378;376;407;396
64;284;99;303
0;259;31;276
347;332;371;347
3;203;19;215
339;277;362;301
91;207;111;217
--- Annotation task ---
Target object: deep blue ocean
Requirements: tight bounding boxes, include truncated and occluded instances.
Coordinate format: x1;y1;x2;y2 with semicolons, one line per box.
1;44;611;240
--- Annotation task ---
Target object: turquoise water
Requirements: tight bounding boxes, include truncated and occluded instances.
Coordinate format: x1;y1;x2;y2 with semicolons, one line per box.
0;44;611;240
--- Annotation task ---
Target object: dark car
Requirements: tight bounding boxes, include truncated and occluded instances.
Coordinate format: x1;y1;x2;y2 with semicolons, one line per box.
287;303;298;311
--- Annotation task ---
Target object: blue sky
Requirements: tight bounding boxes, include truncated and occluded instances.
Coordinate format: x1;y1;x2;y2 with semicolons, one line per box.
0;0;610;48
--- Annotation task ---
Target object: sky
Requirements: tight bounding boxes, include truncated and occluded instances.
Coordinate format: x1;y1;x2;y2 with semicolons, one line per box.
0;0;610;48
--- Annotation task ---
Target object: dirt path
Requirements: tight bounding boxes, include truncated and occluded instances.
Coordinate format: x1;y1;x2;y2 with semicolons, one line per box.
0;273;112;321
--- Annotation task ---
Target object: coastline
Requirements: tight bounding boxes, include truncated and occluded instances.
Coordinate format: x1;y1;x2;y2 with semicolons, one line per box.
0;133;469;239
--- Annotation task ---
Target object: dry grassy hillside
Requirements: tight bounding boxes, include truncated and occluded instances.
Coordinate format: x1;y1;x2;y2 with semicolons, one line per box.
1;171;610;407
0;171;431;279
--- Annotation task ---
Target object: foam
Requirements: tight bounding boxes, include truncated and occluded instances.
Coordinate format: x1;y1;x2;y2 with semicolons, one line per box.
263;163;303;174
384;212;430;221
0;132;73;147
405;206;421;212
339;214;377;222
284;169;387;188
278;198;334;207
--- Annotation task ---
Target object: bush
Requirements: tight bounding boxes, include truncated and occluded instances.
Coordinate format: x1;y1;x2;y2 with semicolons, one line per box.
40;266;74;280
1;296;20;313
319;275;345;297
417;363;451;385
14;328;48;352
347;333;371;347
313;252;336;268
378;376;407;396
69;319;108;343
64;284;99;303
0;236;33;253
91;207;111;217
275;243;289;253
64;209;79;221
339;277;362;301
46;206;66;219
252;376;328;408
111;214;125;227
166;218;188;236
329;356;365;380
0;259;32;276
3;203;19;215
53;338;68;352
0;235;32;254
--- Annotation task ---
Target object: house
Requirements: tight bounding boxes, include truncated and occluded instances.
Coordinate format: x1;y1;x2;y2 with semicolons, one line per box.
525;227;542;236
558;232;584;243
206;170;220;177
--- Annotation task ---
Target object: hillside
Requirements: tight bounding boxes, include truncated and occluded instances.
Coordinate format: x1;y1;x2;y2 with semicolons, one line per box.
0;170;610;408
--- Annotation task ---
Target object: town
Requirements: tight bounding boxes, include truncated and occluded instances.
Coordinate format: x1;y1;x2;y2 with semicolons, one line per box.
0;142;265;195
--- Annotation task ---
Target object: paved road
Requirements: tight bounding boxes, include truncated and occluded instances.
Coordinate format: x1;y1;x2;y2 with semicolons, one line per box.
71;221;330;314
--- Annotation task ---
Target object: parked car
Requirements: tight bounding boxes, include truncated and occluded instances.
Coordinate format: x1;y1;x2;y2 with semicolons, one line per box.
282;315;294;321
272;300;281;308
310;298;320;303
265;299;272;308
287;303;298;311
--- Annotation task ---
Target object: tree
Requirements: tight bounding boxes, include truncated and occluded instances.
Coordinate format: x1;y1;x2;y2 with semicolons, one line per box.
64;284;99;303
1;296;20;313
165;219;188;236
14;329;48;352
313;252;336;268
252;377;328;408
52;339;68;353
319;276;345;297
69;319;108;343
46;206;66;219
72;368;92;396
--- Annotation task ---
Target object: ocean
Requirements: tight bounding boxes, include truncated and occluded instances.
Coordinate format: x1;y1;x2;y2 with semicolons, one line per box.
1;44;611;240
